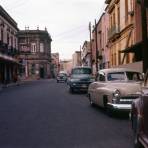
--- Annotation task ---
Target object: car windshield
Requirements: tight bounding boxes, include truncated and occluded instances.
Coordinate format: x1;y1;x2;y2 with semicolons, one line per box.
58;73;67;77
107;72;125;81
72;68;91;75
126;72;143;81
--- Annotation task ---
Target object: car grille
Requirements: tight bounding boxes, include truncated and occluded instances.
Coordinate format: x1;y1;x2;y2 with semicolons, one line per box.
80;78;90;81
119;94;140;104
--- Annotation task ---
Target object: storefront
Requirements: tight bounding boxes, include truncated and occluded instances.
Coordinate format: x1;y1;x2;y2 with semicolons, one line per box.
0;53;19;84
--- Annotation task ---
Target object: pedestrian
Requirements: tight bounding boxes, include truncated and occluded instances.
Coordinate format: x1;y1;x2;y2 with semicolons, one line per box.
13;73;17;83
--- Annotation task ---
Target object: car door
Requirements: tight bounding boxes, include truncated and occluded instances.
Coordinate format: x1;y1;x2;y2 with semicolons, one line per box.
94;72;106;107
89;81;99;104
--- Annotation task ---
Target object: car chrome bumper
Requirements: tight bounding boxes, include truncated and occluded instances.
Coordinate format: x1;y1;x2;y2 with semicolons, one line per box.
107;103;131;111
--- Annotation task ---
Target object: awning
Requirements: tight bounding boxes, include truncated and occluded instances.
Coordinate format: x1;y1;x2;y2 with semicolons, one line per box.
0;53;19;64
120;41;143;62
120;42;142;53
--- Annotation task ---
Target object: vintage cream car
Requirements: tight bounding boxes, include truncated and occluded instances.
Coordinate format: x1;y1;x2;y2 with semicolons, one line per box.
88;68;143;114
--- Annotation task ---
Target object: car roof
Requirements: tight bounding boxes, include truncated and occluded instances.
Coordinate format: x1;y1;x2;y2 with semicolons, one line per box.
98;68;142;74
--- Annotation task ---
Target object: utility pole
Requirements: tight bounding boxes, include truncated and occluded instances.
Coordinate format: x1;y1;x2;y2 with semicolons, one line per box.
95;19;99;73
89;22;93;71
140;0;148;73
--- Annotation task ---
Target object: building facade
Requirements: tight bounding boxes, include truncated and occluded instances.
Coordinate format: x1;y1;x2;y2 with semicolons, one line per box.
105;0;148;72
81;41;91;67
18;28;52;79
0;5;19;85
59;60;72;75
97;12;110;69
51;52;60;78
105;0;135;67
72;51;81;67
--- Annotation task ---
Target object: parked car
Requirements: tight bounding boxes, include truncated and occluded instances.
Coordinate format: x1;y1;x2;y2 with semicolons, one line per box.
131;70;148;148
56;73;67;83
67;66;94;93
87;68;143;115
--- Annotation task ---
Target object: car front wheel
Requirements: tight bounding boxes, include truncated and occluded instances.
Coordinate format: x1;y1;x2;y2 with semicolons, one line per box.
103;96;114;116
88;94;94;106
69;87;74;93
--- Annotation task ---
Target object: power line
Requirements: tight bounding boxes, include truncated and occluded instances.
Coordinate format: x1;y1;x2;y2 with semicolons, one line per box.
1;0;30;12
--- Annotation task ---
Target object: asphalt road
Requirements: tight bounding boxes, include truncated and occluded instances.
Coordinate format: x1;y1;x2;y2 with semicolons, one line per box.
0;79;134;148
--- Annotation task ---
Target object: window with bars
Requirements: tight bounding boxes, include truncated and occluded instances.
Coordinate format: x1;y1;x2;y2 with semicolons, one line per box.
40;43;44;53
31;43;37;53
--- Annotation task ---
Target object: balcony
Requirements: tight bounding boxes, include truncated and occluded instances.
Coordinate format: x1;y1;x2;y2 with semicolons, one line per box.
0;42;19;56
108;25;120;40
8;47;19;56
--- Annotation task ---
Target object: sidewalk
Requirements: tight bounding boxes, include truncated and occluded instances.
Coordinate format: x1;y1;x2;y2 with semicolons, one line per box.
0;77;34;90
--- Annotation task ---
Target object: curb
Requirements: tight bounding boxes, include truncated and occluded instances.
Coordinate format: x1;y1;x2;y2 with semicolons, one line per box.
0;80;31;90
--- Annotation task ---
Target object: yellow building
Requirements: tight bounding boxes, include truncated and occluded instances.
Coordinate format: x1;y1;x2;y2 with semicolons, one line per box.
105;0;135;67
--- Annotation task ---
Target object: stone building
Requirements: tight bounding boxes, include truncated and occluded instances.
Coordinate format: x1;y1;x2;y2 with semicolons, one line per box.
0;5;19;85
18;28;52;79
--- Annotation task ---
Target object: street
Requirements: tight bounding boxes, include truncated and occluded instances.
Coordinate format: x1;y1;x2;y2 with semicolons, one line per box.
0;80;133;148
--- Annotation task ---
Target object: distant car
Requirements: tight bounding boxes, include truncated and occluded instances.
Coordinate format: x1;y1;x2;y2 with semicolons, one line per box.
56;73;67;83
67;66;94;93
87;68;143;115
131;70;148;148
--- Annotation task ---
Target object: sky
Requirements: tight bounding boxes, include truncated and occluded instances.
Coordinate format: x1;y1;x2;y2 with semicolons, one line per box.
1;0;106;60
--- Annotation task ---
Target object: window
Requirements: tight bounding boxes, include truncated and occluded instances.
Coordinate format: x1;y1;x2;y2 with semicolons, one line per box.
1;29;3;42
40;43;44;53
7;33;9;45
31;43;36;53
31;64;35;74
107;72;125;81
126;72;143;81
125;0;129;23
11;36;13;47
117;6;120;27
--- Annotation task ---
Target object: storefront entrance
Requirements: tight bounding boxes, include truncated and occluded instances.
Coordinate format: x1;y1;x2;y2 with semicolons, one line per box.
40;67;44;78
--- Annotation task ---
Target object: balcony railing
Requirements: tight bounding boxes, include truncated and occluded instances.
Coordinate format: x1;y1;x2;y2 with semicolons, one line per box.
108;25;120;39
0;42;19;56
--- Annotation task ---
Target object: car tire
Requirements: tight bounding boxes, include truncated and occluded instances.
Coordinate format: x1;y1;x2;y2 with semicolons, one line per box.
69;87;74;93
103;96;113;116
88;94;94;106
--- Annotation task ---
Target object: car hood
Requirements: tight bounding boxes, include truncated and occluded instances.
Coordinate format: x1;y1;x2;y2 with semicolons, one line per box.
106;82;142;95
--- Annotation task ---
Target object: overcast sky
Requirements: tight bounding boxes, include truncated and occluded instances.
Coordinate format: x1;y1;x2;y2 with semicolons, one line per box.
1;0;106;60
